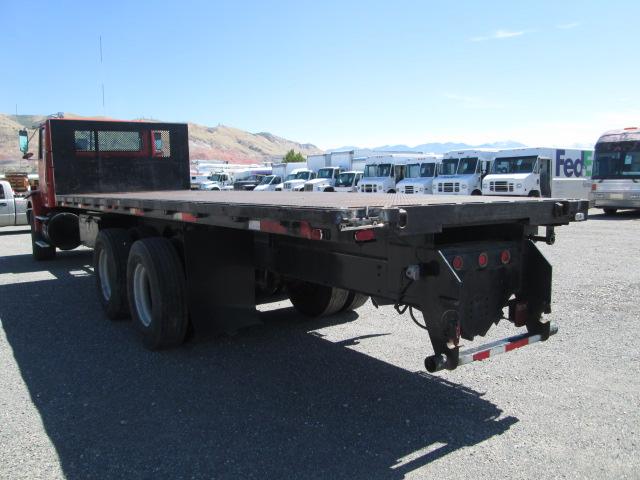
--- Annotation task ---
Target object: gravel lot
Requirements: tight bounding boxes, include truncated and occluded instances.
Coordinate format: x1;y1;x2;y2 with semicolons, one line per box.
1;209;639;479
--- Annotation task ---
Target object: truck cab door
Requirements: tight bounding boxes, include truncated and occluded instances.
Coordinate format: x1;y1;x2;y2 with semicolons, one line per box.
480;161;490;179
0;184;13;227
539;158;552;197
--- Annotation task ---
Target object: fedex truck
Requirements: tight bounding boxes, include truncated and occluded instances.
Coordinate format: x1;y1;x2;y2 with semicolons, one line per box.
433;150;496;196
482;148;593;199
397;156;442;194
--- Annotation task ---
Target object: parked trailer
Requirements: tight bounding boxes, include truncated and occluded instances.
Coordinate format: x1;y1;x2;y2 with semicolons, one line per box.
24;118;588;373
591;127;640;215
482;148;593;199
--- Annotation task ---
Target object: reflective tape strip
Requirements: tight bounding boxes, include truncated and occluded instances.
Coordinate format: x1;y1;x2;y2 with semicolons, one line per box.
172;212;198;222
458;330;549;366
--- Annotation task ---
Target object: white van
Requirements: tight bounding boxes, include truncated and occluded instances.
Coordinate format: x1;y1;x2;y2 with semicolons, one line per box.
482;148;593;198
433;150;496;195
397;156;441;194
358;155;416;193
254;174;283;191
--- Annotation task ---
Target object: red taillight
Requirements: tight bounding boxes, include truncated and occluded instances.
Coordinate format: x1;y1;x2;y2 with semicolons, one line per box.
478;252;488;268
500;249;511;264
591;183;597;191
354;229;376;242
624;126;638;131
452;255;464;271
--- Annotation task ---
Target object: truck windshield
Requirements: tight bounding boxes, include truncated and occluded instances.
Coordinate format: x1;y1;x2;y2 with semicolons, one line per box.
294;171;312;180
364;165;378;177
378;164;393;177
492;156;537;174
457;157;478;175
285;174;296;181
406;163;436;178
208;174;225;181
593;142;640;179
259;175;275;185
317;168;334;179
335;172;355;187
439;158;459;175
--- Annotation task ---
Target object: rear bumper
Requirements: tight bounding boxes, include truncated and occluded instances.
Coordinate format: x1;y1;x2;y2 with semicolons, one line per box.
594;193;640;208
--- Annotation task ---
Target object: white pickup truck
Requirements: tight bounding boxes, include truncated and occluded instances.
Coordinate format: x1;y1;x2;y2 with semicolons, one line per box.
0;180;30;227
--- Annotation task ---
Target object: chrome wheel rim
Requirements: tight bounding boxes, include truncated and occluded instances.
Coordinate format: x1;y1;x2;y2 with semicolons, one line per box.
133;263;153;327
98;249;111;301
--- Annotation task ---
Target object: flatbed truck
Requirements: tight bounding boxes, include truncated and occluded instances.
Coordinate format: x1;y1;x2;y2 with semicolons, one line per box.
21;118;588;372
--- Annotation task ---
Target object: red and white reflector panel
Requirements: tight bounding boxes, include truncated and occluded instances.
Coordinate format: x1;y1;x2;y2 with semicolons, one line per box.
457;322;558;367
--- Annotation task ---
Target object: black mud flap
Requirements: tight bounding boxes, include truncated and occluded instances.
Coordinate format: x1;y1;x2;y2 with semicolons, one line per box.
184;226;260;336
519;240;552;337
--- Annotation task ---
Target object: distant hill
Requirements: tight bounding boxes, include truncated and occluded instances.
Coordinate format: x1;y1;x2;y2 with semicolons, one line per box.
0;113;322;169
330;140;527;154
328;140;526;153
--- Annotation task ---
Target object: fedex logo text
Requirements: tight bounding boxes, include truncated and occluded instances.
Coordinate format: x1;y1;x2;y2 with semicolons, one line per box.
555;150;585;178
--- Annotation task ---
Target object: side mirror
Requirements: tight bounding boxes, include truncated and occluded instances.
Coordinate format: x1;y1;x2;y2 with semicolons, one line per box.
19;129;29;154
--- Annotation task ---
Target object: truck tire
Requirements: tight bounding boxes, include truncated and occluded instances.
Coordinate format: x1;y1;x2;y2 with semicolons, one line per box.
603;208;617;216
30;215;56;261
528;190;541;197
471;190;482;196
341;291;369;312
94;229;131;320
127;237;188;349
286;280;350;318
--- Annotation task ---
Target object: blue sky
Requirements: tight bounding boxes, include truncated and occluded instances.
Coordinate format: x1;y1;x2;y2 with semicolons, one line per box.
1;0;638;149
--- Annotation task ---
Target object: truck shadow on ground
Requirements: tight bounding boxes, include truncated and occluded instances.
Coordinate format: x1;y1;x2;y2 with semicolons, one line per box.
0;250;518;479
0;227;31;236
588;210;640;221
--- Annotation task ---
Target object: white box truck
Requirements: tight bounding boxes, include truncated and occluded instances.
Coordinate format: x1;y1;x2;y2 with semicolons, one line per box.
433;150;496;196
358;154;424;193
397;156;442;194
481;148;593;198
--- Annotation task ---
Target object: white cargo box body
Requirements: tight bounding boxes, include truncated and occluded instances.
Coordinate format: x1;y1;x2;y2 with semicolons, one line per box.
482;147;593;199
329;151;354;171
272;162;308;179
307;154;331;172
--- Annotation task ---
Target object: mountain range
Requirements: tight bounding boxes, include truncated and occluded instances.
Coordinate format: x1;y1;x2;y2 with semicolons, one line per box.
329;140;526;154
0;113;322;168
0;112;529;171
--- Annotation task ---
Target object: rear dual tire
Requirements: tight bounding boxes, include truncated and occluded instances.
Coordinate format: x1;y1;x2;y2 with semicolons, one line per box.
126;237;189;349
286;280;369;317
94;230;189;349
94;229;131;320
